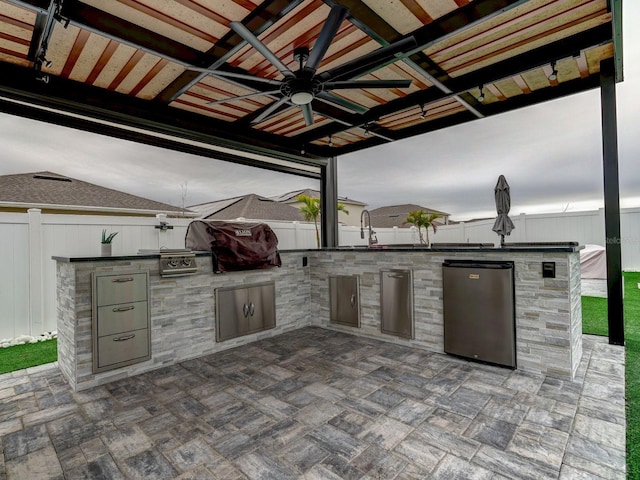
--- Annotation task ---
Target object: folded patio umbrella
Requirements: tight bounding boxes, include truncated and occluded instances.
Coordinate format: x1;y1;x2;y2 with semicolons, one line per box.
492;175;515;247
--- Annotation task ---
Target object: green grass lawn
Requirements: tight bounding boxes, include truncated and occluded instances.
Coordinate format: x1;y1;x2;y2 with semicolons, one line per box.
582;272;639;479
0;339;57;375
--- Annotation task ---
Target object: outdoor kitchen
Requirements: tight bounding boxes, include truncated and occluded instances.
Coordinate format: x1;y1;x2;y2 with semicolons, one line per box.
0;0;628;478
54;232;582;392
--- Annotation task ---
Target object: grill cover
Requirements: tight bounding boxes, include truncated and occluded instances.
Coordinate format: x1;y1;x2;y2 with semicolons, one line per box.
185;220;281;273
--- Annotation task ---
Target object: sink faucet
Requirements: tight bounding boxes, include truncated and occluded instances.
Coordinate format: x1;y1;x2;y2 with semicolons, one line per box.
360;210;378;246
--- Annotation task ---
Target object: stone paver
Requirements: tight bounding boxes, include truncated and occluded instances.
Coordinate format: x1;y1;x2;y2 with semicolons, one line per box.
0;328;626;479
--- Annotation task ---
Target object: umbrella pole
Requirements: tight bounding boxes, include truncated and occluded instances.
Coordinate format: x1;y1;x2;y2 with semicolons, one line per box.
500;234;505;247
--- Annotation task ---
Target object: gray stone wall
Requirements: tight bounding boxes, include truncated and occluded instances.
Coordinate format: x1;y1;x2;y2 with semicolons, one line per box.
56;262;78;390
308;250;582;379
569;252;583;377
57;252;311;391
56;249;581;390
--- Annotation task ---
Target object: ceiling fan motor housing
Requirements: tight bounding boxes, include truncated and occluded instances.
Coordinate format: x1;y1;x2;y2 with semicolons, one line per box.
282;75;323;105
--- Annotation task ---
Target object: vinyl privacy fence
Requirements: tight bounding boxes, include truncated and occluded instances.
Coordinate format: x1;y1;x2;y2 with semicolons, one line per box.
2;207;639;339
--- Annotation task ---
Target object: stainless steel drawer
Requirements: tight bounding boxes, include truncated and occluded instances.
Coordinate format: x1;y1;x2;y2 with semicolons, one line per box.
97;329;149;369
97;301;148;337
96;273;147;306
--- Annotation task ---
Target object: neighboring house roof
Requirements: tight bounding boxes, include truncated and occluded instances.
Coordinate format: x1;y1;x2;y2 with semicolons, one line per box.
272;189;367;206
369;204;450;228
0;171;189;215
189;194;305;222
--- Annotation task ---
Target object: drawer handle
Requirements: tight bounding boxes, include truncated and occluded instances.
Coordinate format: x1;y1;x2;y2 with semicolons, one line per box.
113;334;136;342
112;306;135;312
112;277;134;283
388;274;406;279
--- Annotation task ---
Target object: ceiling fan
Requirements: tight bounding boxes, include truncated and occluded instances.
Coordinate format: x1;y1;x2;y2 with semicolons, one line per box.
190;5;417;126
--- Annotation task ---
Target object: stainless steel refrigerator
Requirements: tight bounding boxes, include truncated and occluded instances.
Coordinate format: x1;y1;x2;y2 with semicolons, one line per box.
442;260;516;368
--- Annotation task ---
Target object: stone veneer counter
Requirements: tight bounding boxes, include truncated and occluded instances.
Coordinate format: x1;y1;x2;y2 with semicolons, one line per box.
55;246;582;390
54;252;311;391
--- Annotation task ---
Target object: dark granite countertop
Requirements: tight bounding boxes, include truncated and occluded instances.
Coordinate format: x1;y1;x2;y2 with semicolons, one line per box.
52;252;213;263
285;242;583;253
53;243;582;262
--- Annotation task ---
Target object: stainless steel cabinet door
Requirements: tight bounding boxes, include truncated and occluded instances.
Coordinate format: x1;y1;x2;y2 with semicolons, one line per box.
380;270;414;339
216;282;276;342
216;287;249;342
247;283;276;332
329;276;360;327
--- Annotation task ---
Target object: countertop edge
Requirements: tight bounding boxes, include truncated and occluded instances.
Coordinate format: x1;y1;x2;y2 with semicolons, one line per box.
52;252;213;263
310;247;583;253
54;246;582;262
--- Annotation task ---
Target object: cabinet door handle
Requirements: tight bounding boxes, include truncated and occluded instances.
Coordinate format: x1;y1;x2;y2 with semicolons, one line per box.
112;306;135;312
113;334;135;342
350;294;356;308
249;302;255;317
112;277;134;283
243;303;250;318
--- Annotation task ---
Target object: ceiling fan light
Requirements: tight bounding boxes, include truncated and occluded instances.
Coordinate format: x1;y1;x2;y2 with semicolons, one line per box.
290;91;314;105
548;61;558;81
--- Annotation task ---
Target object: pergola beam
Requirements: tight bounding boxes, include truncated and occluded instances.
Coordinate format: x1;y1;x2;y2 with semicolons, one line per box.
298;23;612;152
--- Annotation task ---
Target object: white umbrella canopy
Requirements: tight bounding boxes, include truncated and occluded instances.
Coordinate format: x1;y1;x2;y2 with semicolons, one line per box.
492;175;515;247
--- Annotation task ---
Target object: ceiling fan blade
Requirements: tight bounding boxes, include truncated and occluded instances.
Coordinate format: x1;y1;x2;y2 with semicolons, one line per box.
230;22;294;78
319;36;417;81
251;96;290;125
304;5;349;73
316;92;368;114
187;67;280;85
301;103;314;126
324;79;412;90
207;90;280;105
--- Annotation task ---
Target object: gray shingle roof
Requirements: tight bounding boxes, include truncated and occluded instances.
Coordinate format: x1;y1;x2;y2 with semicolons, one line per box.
190;194;305;222
0;171;185;213
369;204;450;228
272;189;367;206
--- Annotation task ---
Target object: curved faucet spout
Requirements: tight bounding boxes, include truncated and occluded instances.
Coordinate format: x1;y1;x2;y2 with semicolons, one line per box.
360;210;377;246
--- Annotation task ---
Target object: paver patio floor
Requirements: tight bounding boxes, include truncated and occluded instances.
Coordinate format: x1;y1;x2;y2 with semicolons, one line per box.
0;327;626;479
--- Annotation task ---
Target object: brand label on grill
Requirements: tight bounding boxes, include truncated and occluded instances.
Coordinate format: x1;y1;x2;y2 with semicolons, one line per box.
235;229;252;237
469;274;480;279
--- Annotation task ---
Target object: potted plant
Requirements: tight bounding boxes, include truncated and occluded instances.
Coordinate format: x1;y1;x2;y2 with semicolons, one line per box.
101;229;118;256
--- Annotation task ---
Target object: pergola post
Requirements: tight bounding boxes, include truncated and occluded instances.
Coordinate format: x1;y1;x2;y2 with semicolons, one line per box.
320;156;339;248
600;57;624;346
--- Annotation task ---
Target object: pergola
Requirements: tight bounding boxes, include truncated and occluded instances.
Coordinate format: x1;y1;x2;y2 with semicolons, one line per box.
0;0;624;343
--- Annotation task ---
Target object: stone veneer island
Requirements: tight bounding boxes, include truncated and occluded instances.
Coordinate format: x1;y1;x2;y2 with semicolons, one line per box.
54;245;582;391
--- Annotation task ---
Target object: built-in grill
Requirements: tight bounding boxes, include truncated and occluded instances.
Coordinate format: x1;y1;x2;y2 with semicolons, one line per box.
185;221;281;273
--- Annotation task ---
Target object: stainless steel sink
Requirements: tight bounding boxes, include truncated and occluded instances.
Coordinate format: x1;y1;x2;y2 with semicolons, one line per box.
334;244;426;251
502;242;579;249
368;244;425;250
430;243;494;249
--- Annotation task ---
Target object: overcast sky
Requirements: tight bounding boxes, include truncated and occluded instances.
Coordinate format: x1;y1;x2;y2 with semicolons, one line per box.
0;3;637;222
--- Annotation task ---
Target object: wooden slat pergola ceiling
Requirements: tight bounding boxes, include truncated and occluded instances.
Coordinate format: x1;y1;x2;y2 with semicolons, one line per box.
0;0;622;170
